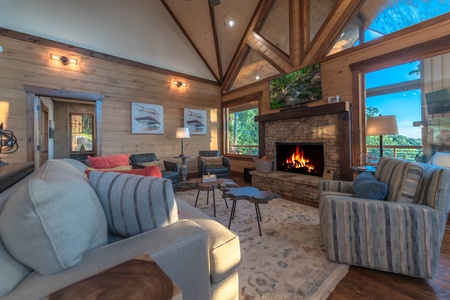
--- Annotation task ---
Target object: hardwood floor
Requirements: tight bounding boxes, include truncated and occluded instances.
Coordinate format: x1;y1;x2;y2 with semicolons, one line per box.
230;175;450;300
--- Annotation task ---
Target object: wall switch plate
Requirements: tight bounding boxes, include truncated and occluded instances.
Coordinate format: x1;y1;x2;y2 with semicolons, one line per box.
328;96;340;103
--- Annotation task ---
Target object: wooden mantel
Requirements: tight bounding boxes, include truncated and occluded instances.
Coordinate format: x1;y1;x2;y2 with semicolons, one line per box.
255;101;353;180
255;101;351;122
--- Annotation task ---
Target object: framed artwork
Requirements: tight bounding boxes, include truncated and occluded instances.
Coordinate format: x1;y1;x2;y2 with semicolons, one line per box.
131;102;164;134
184;108;206;135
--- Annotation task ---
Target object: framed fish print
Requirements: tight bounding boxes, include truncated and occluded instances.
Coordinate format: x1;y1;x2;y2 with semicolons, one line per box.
184;108;206;135
131;102;164;134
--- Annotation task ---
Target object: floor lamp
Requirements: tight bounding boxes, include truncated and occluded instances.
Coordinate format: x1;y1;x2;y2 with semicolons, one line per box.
176;127;190;181
366;115;398;158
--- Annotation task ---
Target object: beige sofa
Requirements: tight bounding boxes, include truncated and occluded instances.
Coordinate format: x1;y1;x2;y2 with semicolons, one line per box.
0;159;240;300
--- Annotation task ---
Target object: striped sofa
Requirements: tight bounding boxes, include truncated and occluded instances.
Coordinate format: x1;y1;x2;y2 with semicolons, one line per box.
319;156;450;278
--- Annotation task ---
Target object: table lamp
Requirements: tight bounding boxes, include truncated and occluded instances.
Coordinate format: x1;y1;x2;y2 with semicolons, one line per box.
366;115;398;157
176;127;190;157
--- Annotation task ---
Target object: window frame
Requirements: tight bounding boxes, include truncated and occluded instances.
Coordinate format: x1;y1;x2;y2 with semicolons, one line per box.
69;113;95;154
222;92;262;158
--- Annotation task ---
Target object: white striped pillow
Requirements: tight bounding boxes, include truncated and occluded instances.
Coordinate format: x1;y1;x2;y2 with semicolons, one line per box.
89;171;178;238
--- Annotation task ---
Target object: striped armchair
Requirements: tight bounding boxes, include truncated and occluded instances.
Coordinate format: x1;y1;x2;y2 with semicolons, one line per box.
319;157;450;278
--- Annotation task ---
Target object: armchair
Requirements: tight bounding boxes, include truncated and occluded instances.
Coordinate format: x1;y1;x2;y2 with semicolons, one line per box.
319;156;450;278
198;150;231;178
129;153;179;189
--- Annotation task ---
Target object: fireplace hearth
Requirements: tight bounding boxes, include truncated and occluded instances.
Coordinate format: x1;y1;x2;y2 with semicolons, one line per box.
276;143;324;177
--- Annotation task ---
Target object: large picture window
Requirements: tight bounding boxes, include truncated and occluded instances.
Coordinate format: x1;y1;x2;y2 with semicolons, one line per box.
225;101;259;156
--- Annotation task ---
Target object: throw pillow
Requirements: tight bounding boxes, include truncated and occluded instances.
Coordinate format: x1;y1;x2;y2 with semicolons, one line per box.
141;160;166;172
87;165;132;171
353;171;388;200
87;154;130;169
89;171;178;238
0;160;108;275
393;162;424;204
428;152;450;168
84;165;162;178
0;239;32;297
201;156;223;165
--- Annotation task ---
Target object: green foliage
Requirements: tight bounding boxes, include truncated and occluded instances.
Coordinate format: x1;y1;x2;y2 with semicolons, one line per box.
269;63;322;109
228;108;259;155
366;106;380;117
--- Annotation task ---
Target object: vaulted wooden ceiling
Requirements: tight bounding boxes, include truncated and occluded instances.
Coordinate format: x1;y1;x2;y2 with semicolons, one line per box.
162;0;366;91
0;0;371;91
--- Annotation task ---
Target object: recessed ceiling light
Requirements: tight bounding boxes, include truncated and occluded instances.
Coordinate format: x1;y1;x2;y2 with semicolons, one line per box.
228;19;235;28
255;75;260;80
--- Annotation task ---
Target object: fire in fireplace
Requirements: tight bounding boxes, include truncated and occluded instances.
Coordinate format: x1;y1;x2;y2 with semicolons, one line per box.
276;143;324;177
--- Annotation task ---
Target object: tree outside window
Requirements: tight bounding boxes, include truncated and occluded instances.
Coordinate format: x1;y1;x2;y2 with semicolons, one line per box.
226;102;259;156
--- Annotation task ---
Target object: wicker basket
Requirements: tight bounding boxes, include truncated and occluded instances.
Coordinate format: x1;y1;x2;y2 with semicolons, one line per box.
253;157;273;173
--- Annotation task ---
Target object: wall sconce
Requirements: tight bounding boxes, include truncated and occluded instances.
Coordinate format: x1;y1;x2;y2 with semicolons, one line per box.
50;53;78;65
173;80;187;88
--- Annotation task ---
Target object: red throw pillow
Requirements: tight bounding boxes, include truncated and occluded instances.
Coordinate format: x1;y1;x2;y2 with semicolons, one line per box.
85;165;162;178
87;154;130;169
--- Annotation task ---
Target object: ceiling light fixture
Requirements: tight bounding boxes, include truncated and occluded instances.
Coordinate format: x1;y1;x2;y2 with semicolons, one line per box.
228;19;235;28
50;53;78;65
173;80;187;88
255;75;260;80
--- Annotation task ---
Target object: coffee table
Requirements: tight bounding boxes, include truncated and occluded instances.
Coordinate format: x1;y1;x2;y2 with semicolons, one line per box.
178;178;237;217
223;187;279;236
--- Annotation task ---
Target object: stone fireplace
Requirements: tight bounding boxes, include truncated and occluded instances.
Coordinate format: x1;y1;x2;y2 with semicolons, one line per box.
251;102;352;203
276;142;324;177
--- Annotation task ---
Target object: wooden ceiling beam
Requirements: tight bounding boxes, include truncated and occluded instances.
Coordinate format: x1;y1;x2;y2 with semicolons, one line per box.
222;0;275;91
248;32;291;72
303;0;365;66
160;0;221;83
209;5;224;82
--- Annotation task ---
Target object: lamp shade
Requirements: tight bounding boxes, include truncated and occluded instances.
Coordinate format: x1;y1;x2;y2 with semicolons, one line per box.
176;127;190;139
366;115;399;136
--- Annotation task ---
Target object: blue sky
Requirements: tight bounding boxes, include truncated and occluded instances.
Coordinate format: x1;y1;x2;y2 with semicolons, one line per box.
366;63;422;139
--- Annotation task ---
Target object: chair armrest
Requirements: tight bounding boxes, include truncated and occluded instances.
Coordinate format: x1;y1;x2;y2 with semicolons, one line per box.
222;156;231;167
319;196;447;278
198;156;205;176
319;180;353;193
164;160;178;172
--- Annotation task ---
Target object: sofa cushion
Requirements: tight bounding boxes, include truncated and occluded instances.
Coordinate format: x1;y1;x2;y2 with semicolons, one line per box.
201;156;223;165
177;199;240;283
393;162;424;204
87;154;130;169
89;172;178;238
0;239;32;297
0;160;108;275
58;158;89;174
85;165;162;178
140;160;166;172
353;171;388;200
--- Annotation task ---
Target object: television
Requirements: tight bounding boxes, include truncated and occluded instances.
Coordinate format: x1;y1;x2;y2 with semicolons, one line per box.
269;63;322;110
425;87;450;114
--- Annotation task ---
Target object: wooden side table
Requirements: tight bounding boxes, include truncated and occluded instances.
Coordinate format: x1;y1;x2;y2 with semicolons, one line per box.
49;254;181;300
0;162;35;193
223;187;279;236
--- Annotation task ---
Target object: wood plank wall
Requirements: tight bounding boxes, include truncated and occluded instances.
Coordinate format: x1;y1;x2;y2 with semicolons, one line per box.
0;36;221;174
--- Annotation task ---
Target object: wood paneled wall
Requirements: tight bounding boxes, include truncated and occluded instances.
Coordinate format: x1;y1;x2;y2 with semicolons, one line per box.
0;36;221;173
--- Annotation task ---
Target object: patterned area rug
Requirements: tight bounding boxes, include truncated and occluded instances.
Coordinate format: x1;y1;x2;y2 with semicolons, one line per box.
175;188;349;300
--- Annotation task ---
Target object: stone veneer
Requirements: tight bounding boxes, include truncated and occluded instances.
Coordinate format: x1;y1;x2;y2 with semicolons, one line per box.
252;103;351;204
250;171;321;203
264;114;341;177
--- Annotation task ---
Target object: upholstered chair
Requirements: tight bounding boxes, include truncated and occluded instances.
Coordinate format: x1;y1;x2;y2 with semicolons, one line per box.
319;156;450;279
197;150;231;178
129;153;179;189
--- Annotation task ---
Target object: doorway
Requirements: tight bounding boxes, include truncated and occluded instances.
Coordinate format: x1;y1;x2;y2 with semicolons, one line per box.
39;101;49;167
24;85;104;165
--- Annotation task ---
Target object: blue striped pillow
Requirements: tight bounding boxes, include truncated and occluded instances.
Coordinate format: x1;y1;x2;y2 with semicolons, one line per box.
89;171;178;238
